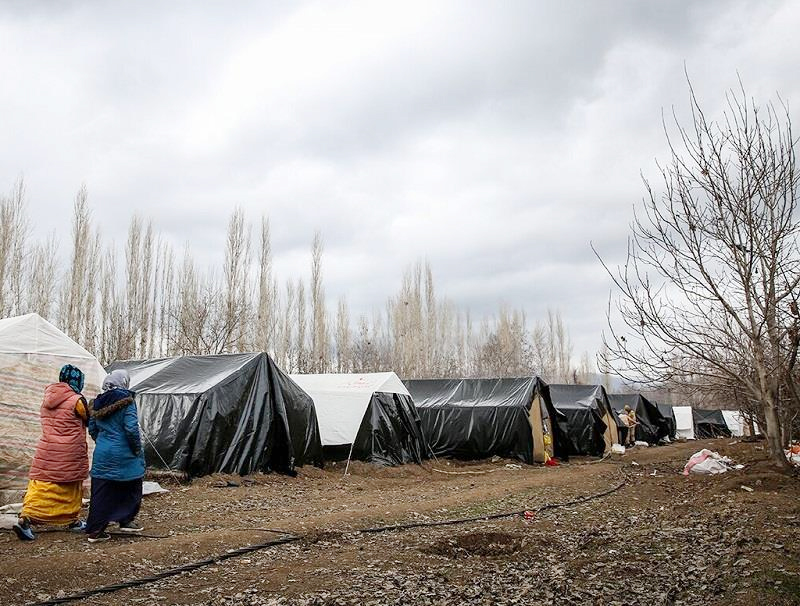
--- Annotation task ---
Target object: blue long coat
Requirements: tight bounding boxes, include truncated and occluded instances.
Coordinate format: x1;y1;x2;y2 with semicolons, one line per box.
88;388;146;481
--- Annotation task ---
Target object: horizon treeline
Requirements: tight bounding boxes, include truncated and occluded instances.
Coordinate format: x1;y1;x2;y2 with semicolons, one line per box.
0;179;599;383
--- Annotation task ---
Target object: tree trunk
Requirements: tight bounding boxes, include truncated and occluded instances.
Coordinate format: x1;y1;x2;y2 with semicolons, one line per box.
763;399;790;470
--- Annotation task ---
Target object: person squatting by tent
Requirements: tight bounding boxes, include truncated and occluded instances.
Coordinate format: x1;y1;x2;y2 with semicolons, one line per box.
12;365;90;540
85;369;146;543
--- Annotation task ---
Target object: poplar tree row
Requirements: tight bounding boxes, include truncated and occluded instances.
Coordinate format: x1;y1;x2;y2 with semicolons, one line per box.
0;179;592;382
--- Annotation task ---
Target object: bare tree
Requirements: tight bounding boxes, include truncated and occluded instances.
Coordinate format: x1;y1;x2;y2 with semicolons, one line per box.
27;234;58;320
598;80;799;468
296;278;308;372
279;280;296;371
61;185;91;341
309;231;329;372
223;208;251;352
158;242;176;357
0;178;29;317
98;247;120;364
123;215;143;359
256;216;277;353
335;296;351;372
352;314;379;372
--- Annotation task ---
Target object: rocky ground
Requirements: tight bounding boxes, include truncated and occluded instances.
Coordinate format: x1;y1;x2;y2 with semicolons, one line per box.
1;439;798;606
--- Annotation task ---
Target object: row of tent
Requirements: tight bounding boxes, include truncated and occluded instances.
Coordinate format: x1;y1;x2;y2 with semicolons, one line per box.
0;314;756;504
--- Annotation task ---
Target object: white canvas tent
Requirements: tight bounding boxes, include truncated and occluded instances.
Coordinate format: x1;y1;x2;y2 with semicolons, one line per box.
0;314;105;504
289;372;408;445
721;410;745;437
289;372;427;466
672;405;695;440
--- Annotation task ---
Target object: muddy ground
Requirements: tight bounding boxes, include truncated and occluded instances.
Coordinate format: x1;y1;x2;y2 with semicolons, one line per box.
1;439;799;606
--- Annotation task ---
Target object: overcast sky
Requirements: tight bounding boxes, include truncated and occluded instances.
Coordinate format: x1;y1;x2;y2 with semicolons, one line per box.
1;0;798;359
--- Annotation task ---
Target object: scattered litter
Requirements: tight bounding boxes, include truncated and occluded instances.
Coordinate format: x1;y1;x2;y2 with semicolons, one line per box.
650;470;657;477
611;444;626;455
0;514;17;530
523;511;536;520
490;455;501;463
631;461;640;466
504;463;522;470
683;449;736;475
634;441;649;448
143;481;169;495
787;444;800;466
740;486;754;492
0;502;22;515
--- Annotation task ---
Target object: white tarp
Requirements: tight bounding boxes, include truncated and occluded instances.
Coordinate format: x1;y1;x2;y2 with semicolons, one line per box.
0;314;105;505
721;410;745;437
0;314;100;359
673;405;695;440
683;448;736;475
290;372;409;446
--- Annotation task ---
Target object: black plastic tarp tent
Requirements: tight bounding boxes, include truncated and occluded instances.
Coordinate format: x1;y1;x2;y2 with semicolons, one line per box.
106;352;322;476
549;384;622;456
607;393;670;445
404;377;570;464
693;408;732;438
656;402;677;440
289;373;428;466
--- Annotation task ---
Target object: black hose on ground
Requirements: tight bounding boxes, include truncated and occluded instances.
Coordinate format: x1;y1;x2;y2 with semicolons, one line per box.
27;478;628;606
27;534;301;606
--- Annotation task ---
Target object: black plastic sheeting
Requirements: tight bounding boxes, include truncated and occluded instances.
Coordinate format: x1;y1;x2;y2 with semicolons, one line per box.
549;384;623;457
693;408;732;438
404;377;570;465
607;393;670;445
656;402;677;440
345;392;428;466
106;353;322;477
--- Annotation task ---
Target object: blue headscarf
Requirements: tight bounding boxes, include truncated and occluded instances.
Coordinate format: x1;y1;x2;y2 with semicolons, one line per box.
59;364;85;394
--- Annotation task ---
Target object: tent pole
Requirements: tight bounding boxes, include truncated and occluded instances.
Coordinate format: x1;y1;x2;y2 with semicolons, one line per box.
141;427;183;485
343;441;357;477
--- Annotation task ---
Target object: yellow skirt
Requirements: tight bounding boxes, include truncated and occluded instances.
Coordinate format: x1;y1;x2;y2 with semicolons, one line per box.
22;479;83;525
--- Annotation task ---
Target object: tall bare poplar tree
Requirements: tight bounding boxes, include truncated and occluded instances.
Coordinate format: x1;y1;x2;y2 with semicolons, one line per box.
310;231;329;372
61;185;92;341
223;208;251;352
296;279;308;372
335;296;351;372
28;234;58;320
256;216;276;352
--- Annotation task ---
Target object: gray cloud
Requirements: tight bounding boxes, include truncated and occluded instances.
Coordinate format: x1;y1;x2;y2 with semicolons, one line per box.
0;0;797;360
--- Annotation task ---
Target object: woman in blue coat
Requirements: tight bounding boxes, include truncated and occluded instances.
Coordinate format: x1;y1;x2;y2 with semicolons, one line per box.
85;369;146;543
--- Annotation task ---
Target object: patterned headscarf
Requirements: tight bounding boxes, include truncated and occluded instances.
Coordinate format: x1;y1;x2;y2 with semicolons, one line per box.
102;369;130;392
59;364;85;394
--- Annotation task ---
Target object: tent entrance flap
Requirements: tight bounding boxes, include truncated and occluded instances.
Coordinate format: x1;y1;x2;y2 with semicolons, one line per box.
529;394;546;463
603;411;618;450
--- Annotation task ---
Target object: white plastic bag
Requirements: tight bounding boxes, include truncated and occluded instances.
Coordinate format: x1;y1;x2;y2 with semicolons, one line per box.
683;449;734;475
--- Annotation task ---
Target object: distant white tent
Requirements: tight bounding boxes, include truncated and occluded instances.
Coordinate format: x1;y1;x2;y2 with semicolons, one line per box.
0;314;105;504
289;372;427;466
672;405;695;440
721;410;745;437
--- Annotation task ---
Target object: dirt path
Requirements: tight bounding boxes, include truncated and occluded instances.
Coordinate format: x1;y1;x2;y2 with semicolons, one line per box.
1;439;798;606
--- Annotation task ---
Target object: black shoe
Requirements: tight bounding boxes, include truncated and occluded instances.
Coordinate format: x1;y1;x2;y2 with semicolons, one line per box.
118;520;144;533
87;532;111;543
